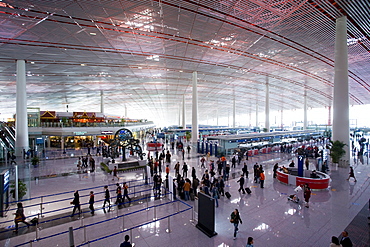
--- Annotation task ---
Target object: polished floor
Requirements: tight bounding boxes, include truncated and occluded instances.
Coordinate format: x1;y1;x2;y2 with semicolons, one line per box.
0;142;369;247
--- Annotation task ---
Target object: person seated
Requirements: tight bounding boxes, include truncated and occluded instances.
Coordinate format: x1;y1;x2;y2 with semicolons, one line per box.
289;160;295;167
310;170;319;178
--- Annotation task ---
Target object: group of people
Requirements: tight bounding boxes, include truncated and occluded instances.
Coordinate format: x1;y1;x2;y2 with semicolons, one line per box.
70;182;132;217
77;155;96;171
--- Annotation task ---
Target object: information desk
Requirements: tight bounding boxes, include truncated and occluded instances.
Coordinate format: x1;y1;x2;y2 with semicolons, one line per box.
276;168;330;190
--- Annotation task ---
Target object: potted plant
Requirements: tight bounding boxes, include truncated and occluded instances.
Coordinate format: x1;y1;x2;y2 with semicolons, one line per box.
10;180;27;200
329;140;346;164
31;156;40;166
185;131;191;141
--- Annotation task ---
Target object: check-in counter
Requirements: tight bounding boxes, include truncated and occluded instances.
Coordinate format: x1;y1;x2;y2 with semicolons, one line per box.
276;168;330;190
248;150;253;157
253;149;258;155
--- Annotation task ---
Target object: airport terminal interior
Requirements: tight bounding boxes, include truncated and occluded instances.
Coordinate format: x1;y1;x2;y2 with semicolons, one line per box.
0;0;370;247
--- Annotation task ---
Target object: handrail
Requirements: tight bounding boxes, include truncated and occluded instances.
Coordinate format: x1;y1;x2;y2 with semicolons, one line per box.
13;197;190;247
0;178;151;221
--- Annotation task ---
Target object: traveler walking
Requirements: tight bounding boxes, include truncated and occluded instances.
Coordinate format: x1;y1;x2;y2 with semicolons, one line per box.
89;191;95;215
112;166;119;181
237;175;246;194
346;167;357;182
230;209;242;239
70;190;81;217
122;182;131;203
103;186;111;211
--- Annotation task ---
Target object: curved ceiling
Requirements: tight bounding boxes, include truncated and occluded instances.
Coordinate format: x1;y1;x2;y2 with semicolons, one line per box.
0;0;369;124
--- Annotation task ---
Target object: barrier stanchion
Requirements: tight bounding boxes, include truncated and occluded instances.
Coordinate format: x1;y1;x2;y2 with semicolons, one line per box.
191;206;194;222
29;240;33;247
146;196;149;210
166;216;171;233
83;225;87;243
80;216;84;227
129;229;132;245
69;227;75;247
35;222;40;241
177;201;180;212
122;215;125;231
40;196;44;218
116;204;119;217
154;205;156;220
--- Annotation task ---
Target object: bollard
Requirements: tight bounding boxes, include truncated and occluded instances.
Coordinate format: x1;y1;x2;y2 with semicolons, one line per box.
69;227;75;247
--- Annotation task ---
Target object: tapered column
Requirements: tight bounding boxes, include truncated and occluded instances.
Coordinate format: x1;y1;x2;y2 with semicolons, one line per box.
216;108;219;126
303;91;307;130
100;90;104;113
280;109;284;129
255;104;259;128
191;72;199;143
265;78;270;132
333;16;350;166
232;96;236;128
178;104;181;126
15;60;29;156
182;95;186;129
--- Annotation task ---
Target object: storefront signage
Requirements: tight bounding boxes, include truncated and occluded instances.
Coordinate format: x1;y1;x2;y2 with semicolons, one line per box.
101;131;113;135
3;170;9;192
73;131;87;135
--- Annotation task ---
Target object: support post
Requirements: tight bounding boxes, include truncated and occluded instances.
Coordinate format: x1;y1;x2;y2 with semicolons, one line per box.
333;16;350;166
191;72;199;144
182;95;186;129
15;60;29;156
265;78;270;132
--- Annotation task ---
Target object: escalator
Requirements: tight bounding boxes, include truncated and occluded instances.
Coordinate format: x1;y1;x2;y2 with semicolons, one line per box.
0;122;15;150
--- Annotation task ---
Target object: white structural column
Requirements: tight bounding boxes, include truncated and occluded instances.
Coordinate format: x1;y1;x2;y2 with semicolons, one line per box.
100;90;104;113
182;95;186;129
178;104;181;126
280;109;284;129
255;104;259;128
265;78;270;132
191;72;199;143
303;90;308;130
216;108;219;126
333;16;350;165
232;96;236;128
15;60;29;156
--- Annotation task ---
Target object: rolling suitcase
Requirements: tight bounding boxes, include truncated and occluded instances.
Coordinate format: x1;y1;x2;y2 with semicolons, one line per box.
225;191;231;199
245;187;252;194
